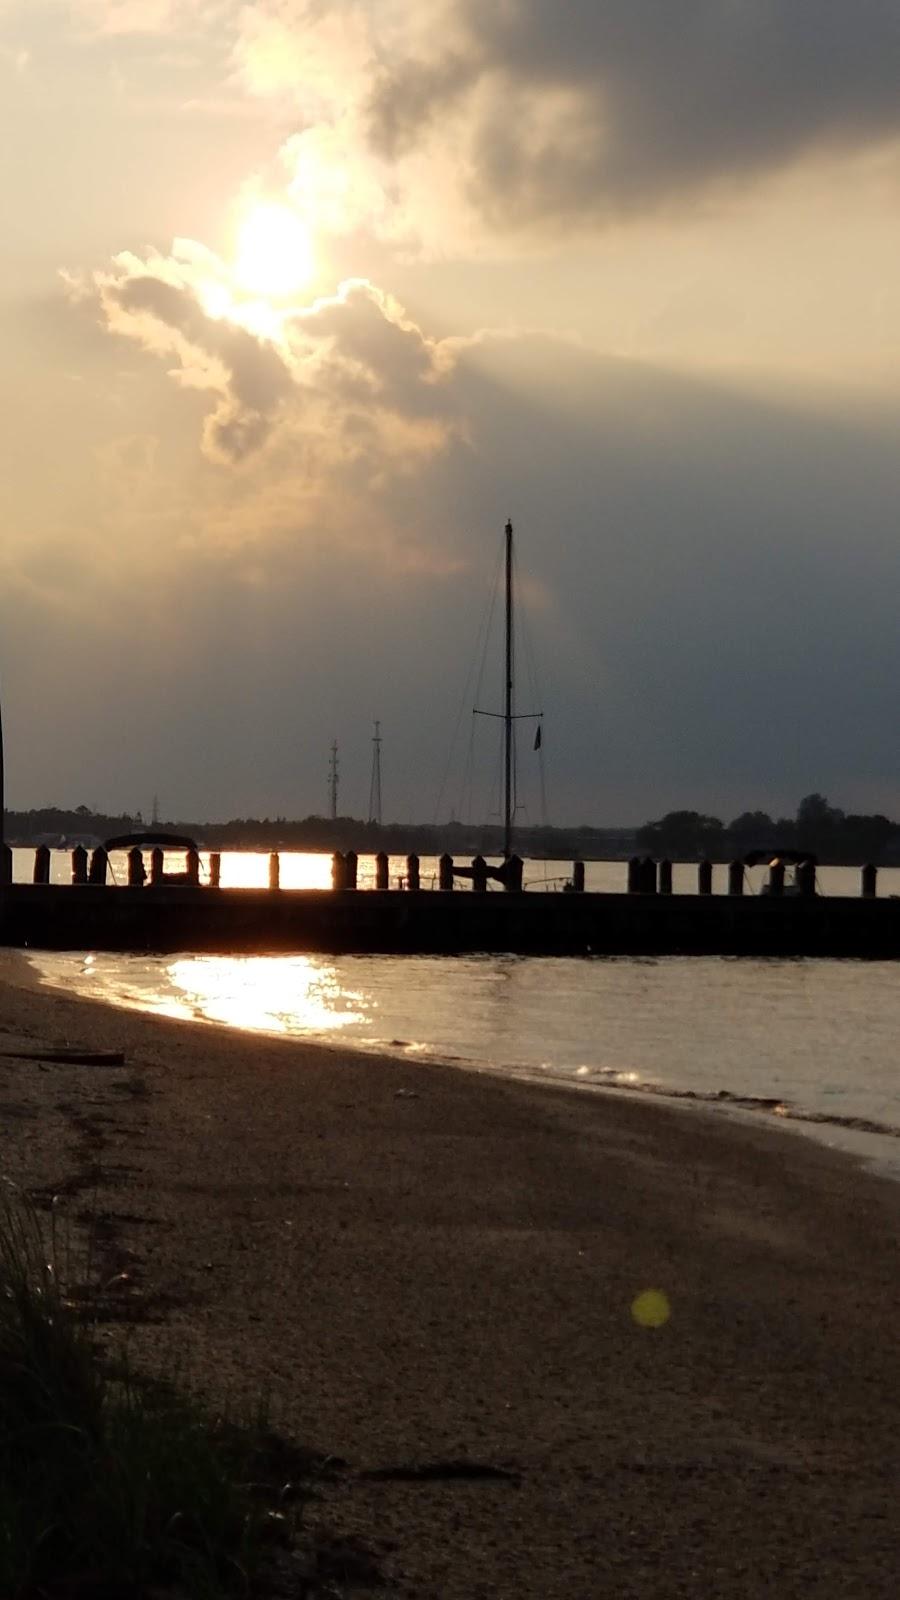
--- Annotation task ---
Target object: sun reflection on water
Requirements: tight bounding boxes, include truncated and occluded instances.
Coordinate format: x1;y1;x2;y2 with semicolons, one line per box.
166;956;366;1036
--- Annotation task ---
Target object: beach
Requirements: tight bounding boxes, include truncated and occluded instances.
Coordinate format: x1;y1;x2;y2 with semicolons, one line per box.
1;949;899;1598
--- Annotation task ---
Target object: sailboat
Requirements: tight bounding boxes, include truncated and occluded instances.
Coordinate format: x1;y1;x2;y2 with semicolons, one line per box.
468;518;543;880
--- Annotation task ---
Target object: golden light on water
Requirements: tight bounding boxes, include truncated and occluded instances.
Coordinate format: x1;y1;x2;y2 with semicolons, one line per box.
233;203;315;299
166;955;365;1036
631;1289;671;1329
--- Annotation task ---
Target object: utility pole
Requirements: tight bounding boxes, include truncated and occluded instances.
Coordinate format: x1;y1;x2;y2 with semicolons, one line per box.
328;741;339;821
368;720;382;827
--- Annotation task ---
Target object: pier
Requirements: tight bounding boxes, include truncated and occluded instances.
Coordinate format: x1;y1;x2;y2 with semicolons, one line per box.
1;846;899;958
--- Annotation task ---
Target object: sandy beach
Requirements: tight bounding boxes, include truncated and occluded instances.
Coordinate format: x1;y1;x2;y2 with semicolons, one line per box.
1;948;899;1598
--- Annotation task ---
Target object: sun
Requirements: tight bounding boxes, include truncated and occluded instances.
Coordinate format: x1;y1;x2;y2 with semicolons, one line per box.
233;203;315;299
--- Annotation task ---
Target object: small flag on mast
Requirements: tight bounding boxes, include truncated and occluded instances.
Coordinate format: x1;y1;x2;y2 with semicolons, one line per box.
533;723;542;751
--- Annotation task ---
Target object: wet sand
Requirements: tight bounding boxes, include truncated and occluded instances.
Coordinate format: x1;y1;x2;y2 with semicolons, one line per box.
1;949;899;1597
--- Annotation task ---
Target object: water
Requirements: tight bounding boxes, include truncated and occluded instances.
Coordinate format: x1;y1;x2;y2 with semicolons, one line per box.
16;850;900;1178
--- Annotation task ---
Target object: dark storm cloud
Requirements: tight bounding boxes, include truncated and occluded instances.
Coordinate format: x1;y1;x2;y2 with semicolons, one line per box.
369;0;900;225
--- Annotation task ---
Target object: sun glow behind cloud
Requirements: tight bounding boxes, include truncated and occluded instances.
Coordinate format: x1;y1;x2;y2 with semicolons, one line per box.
233;202;315;300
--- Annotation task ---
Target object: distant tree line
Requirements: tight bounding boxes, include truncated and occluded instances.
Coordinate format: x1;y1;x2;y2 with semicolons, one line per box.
637;794;900;865
3;807;638;861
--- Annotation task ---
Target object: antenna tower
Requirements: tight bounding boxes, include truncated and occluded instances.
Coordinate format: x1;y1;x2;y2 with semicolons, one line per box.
328;741;339;820
368;720;383;827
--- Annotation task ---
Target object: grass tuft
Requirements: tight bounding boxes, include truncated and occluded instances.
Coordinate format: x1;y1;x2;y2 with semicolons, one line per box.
0;1181;294;1598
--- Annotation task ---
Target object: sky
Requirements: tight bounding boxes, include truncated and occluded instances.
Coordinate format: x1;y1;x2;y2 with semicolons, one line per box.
2;0;900;827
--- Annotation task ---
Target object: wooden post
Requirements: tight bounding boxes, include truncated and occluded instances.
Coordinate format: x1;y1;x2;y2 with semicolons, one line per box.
797;859;816;897
571;860;585;893
697;859;713;896
407;853;420;891
658;859;673;895
375;851;389;890
187;847;201;887
768;860;785;897
505;854;524;892
641;857;658;894
728;859;744;896
72;845;88;885
209;852;221;889
332;852;346;891
126;847;145;887
33;845;50;885
861;863;877;898
439;853;454;891
345;850;358;890
627;856;641;894
150;847;164;887
268;851;280;891
0;844;11;885
472;855;488;892
88;847;108;886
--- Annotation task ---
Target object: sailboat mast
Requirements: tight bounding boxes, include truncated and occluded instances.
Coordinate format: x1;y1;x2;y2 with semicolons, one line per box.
504;518;514;859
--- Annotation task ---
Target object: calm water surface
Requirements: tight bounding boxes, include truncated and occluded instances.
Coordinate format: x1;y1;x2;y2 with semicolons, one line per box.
20;851;900;1178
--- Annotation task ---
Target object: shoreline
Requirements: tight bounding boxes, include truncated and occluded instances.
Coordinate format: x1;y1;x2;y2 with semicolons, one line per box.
24;947;900;1185
2;951;900;1595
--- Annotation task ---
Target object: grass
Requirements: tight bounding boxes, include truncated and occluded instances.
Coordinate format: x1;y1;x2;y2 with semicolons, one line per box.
0;1181;294;1598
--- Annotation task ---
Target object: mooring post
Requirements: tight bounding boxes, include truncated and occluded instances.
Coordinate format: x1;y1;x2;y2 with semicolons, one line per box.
345;850;358;890
72;845;88;885
571;860;585;893
150;847;164;887
641;856;658;894
505;854;524;892
332;852;345;891
209;852;221;889
658;859;673;895
33;845;50;885
187;847;201;887
472;855;488;892
407;853;420;891
126;847;145;887
627;856;641;894
861;862;877;899
439;853;454;891
268;851;280;891
797;859;816;897
375;851;389;890
697;859;713;896
728;859;744;896
0;844;11;886
88;847;108;886
768;860;785;897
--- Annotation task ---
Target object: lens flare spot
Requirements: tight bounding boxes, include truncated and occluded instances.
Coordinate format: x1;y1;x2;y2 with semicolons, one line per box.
631;1288;671;1329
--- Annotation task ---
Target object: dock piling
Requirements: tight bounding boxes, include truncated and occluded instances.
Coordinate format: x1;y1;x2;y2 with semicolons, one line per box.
268;852;280;891
332;852;346;891
33;846;50;885
88;848;108;886
0;844;10;885
209;852;221;889
627;856;640;894
71;845;88;885
571;860;585;893
375;851;389;890
728;859;744;896
768;860;785;897
345;850;358;891
472;855;488;893
187;848;201;887
658;859;673;896
697;859;713;896
505;854;524;892
862;863;877;898
439;853;454;891
407;853;420;891
150;847;164;887
126;847;145;887
797;858;816;897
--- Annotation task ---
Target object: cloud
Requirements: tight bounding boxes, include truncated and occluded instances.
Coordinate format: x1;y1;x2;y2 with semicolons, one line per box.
366;0;900;230
72;243;459;466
